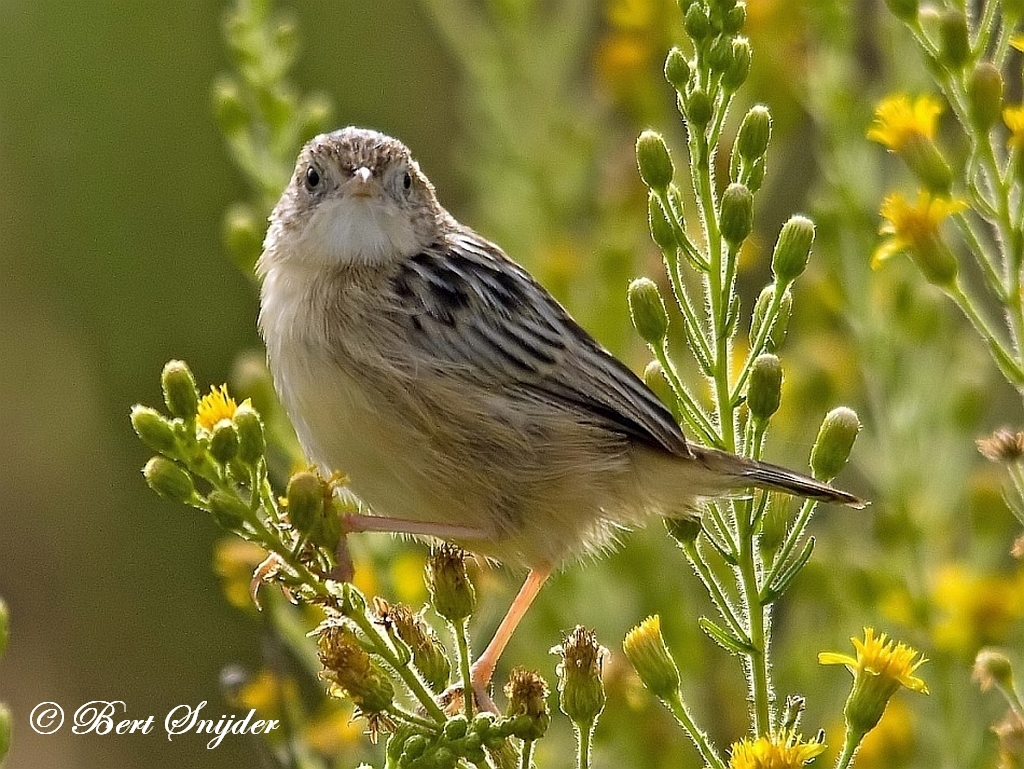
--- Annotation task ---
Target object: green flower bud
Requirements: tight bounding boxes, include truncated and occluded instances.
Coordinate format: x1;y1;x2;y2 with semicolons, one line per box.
504;668;551;741
379;601;451;692
222;203;264;272
623;615;681;700
722;37;752;91
686;89;713;127
209;419;240;464
810;407;860;481
664;47;690;91
287;471;324;537
909;233;959;287
211;76;248;138
643;360;676;411
939;10;970;70
724;2;746;33
665;516;702;545
299;93;334;141
771;215;815;284
130;405;178;454
750;285;792;351
648;193;678;251
973;648;1015;693
402;734;429;761
443;715;469;741
684;3;710;40
757;493;790;555
161;360;199;421
208;490;249;531
554;626;606;731
737;105;772;161
318;625;395;713
884;0;918;21
232;403;266;466
0;598;8;660
707;36;732;73
426;544;477;624
628;278;670;345
636;131;675;191
968;63;1003;132
0;703;10;767
747;353;783;423
143;456;195;504
719;183;754;248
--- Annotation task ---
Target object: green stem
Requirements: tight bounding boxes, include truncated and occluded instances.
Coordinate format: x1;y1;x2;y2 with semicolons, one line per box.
947;281;1024;385
520;739;535;769
576;724;593;769
834;727;864;769
455;618;475;720
664;691;727;769
737;516;772;735
681;540;747;640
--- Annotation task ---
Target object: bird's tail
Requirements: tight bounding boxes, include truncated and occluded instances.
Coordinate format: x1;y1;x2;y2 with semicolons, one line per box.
692;446;866;508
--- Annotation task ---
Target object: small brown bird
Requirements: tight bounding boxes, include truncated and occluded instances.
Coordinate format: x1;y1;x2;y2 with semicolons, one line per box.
257;127;862;697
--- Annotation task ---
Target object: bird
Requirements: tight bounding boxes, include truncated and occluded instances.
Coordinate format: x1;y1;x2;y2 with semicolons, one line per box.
256;126;862;699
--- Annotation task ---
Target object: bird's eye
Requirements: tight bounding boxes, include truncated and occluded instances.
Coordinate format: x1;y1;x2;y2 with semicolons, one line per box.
403;172;412;190
304;166;321;190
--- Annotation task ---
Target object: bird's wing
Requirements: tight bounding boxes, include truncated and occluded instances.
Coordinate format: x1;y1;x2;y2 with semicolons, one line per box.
387;228;692;458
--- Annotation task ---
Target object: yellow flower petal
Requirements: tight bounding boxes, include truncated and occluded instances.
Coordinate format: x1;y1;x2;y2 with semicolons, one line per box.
196;384;249;432
868;94;943;151
728;729;826;769
1003;105;1024;150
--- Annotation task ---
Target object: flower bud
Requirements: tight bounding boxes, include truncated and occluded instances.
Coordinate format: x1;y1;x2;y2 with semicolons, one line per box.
719;183;754;248
628;278;670;345
745;157;766;193
553;626;606;732
379;601;451;692
222;203;263;272
757;493;790;555
724;2;746;33
426;544;477;624
810;407;860;481
910;234;959;287
318;625;395;713
636;131;675;191
750;285;792;351
683;3;710;40
665;515;702;545
0;703;10;767
211;76;248;138
664;47;690;91
771;215;815;284
884;0;918;21
286;471;324;538
722;37;752;91
973;648;1015;693
686;88;713;127
0;598;8;660
968;63;1003;132
939;10;970;70
737;105;772;162
504;668;551;741
208;490;249;531
209;419;240;464
161;360;199;421
232;403;266;466
130;405;178;454
747;354;783;423
648;193;678;251
623;616;681;700
643;360;676;410
143;456;195;503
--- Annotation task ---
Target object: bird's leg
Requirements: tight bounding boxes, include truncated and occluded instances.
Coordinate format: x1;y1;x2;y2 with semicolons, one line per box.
468;565;552;707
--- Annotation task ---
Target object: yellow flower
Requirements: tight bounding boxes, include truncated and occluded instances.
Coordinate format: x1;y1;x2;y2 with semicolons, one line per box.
196;384;248;432
1003;106;1024;150
1012;34;1024;53
819;628;928;736
873;191;966;285
868;95;952;192
728;729;826;769
931;564;1024;657
867;94;942;151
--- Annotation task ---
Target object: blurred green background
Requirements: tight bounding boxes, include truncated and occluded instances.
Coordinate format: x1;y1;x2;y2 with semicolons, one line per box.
2;0;1023;767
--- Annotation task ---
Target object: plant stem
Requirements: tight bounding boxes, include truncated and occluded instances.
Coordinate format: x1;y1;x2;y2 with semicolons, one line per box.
665;692;727;769
454;618;475;720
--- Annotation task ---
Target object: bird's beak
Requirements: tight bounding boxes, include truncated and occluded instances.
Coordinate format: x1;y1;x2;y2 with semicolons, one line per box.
348;166;377;198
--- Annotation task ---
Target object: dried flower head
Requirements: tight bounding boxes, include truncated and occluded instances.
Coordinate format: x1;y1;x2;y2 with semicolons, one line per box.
977;429;1024;463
